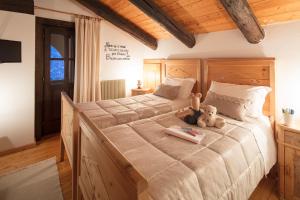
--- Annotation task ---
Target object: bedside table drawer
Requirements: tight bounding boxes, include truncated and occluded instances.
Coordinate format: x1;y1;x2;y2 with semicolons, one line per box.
285;131;300;147
131;88;152;96
135;91;144;95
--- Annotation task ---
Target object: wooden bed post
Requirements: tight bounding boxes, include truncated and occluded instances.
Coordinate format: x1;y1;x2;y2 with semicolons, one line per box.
60;93;65;162
59;136;65;162
72;109;79;200
60;92;80;200
269;61;276;129
77;122;83;200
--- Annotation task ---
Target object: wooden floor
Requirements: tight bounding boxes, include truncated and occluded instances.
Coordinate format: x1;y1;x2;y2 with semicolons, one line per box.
250;172;279;200
0;135;279;200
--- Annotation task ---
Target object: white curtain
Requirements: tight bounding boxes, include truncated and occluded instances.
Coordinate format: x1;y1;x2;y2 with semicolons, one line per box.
74;16;101;103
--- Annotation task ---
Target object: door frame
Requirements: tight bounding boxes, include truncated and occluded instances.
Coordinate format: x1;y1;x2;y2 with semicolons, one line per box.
35;17;75;141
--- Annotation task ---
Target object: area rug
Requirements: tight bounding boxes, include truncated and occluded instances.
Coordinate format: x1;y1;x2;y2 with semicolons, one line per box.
0;157;63;200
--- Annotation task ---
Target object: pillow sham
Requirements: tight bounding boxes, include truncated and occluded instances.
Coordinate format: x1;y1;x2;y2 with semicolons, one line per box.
203;91;251;121
209;81;271;118
154;84;181;100
164;77;196;99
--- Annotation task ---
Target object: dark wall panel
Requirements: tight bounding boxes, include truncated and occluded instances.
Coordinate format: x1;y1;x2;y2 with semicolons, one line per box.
0;0;34;15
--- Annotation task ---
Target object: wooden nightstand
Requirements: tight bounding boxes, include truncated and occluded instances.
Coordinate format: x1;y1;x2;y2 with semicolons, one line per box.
131;88;152;96
277;122;300;200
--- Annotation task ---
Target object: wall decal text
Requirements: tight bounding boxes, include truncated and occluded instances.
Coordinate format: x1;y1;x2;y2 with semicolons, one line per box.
104;42;130;61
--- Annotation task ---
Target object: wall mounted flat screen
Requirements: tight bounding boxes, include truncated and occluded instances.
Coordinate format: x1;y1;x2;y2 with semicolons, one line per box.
0;39;22;63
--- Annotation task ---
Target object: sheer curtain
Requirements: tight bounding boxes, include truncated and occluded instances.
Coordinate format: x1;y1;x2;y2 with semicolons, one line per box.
74;16;101;103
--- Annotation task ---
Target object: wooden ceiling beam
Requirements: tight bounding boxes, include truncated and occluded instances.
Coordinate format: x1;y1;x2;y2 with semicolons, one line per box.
129;0;196;48
219;0;265;44
0;0;34;15
76;0;157;50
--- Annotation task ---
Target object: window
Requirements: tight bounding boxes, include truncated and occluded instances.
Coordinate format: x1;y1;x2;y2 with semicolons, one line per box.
50;46;64;81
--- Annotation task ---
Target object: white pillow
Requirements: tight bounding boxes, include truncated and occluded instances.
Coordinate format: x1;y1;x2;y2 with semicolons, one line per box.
164;77;196;99
164;77;181;86
208;81;271;118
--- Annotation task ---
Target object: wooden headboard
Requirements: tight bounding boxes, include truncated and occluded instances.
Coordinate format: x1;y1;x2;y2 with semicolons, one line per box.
143;59;164;91
163;59;201;93
202;58;275;119
144;59;201;93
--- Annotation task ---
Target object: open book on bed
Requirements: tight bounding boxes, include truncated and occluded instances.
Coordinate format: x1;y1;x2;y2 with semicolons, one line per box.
165;126;205;144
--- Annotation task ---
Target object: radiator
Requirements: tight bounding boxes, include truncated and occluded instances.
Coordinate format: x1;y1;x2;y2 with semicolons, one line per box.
100;79;126;100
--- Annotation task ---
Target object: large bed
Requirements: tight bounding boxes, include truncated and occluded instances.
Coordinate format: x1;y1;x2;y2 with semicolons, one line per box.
60;59;201;199
80;111;275;200
76;58;276;200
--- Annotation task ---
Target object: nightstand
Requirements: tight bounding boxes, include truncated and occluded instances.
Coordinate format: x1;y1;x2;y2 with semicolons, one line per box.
277;122;300;200
131;88;152;96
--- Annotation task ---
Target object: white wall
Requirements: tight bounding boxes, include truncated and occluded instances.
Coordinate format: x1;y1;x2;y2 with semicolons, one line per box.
144;20;300;121
100;21;145;96
0;11;35;152
35;0;146;95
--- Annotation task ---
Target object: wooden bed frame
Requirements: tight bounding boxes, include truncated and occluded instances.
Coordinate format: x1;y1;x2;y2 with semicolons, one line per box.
75;58;275;200
60;59;201;200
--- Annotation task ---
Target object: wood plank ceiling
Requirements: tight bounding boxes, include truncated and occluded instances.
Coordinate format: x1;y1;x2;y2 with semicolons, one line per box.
101;0;300;39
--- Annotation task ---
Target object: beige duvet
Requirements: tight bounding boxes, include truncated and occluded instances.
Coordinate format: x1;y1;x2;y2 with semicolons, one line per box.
76;94;190;129
96;111;276;200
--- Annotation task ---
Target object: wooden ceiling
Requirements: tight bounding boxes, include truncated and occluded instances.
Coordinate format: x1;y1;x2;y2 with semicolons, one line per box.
101;0;300;39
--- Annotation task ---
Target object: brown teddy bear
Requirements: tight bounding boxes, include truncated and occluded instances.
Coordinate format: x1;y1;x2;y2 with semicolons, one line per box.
197;105;226;129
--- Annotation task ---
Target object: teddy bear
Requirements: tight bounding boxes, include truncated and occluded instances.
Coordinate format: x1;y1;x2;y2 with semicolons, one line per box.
197;105;225;129
175;93;203;125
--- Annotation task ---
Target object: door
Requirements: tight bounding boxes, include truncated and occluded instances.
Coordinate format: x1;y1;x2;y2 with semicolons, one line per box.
42;26;75;136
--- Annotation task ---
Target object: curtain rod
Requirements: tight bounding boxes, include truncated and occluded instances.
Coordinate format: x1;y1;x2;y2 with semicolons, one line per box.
34;6;102;20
